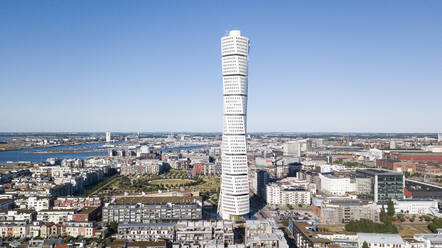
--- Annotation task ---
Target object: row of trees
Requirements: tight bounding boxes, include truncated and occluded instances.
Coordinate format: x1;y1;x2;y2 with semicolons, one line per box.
345;200;398;234
379;200;395;223
345;218;398;233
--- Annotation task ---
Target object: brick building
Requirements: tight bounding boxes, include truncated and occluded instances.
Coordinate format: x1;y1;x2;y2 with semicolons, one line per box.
392;152;442;164
376;159;417;173
72;206;101;222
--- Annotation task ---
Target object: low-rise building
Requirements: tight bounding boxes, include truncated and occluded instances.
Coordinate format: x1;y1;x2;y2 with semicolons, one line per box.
72;206;101;222
376;159;417;173
175;220;234;246
246;220;288;248
37;209;75;223
0;222;29;239
414;233;442;248
289;221;331;248
393;199;439;215
62;221;102;238
357;233;405;248
127;241;167;248
121;159;168;176
315;233;358;248
0;209;36;223
0;198;15;210
40;222;63;238
53;197;101;209
117;222;174;241
25;197;51;211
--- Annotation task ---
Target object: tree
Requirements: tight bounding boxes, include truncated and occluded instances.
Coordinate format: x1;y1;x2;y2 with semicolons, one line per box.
428;217;442;233
380;205;387;223
387;200;395;217
333;159;343;164
362;241;369;248
345;219;398;234
108;221;118;235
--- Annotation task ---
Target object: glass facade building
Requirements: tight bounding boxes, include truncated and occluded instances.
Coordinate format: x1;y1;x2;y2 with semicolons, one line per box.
356;169;404;204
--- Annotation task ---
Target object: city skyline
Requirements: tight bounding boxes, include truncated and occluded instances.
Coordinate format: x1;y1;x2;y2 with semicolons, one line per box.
1;1;442;133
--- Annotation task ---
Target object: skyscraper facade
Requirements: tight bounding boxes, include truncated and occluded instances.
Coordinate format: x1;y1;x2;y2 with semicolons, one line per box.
218;30;250;219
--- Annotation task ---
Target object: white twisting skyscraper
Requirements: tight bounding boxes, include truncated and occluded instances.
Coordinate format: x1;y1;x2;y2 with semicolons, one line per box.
218;30;250;219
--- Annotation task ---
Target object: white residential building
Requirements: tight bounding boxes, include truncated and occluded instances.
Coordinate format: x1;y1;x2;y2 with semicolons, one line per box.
357;233;405;248
37;209;75;223
414;233;442;248
266;183;311;206
15;196;51;211
245;220;289;248
219;30;250;220
0;210;36;223
319;174;357;196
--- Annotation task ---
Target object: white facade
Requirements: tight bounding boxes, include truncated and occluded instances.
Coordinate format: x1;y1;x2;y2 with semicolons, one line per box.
26;197;50;211
438;133;442;142
414;233;442;248
266;183;311;206
37;210;74;223
319;174;357;196
219;30;250;219
283;141;301;157
106;131;111;142
357;233;405;248
392;199;439;215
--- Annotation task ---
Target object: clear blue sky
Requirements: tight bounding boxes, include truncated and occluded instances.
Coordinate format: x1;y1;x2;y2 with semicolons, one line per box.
1;1;441;133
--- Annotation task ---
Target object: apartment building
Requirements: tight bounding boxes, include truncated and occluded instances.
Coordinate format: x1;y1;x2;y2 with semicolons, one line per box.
320;199;379;224
37;209;75;223
53;197;102;209
175;220;234;246
116;222;174;241
0;209;36;223
246;220;289;248
266;183;311;206
102;196;202;223
357;233;405;248
62;221;103;238
319;174;357;196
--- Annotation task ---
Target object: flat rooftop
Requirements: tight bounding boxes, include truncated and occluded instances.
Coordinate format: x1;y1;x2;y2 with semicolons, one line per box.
115;196;202;205
76;206;100;214
119;222;174;228
292;222;331;243
357;168;403;176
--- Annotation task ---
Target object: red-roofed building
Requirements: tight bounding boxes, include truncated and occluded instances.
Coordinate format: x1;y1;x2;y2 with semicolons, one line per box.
392;152;442;164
